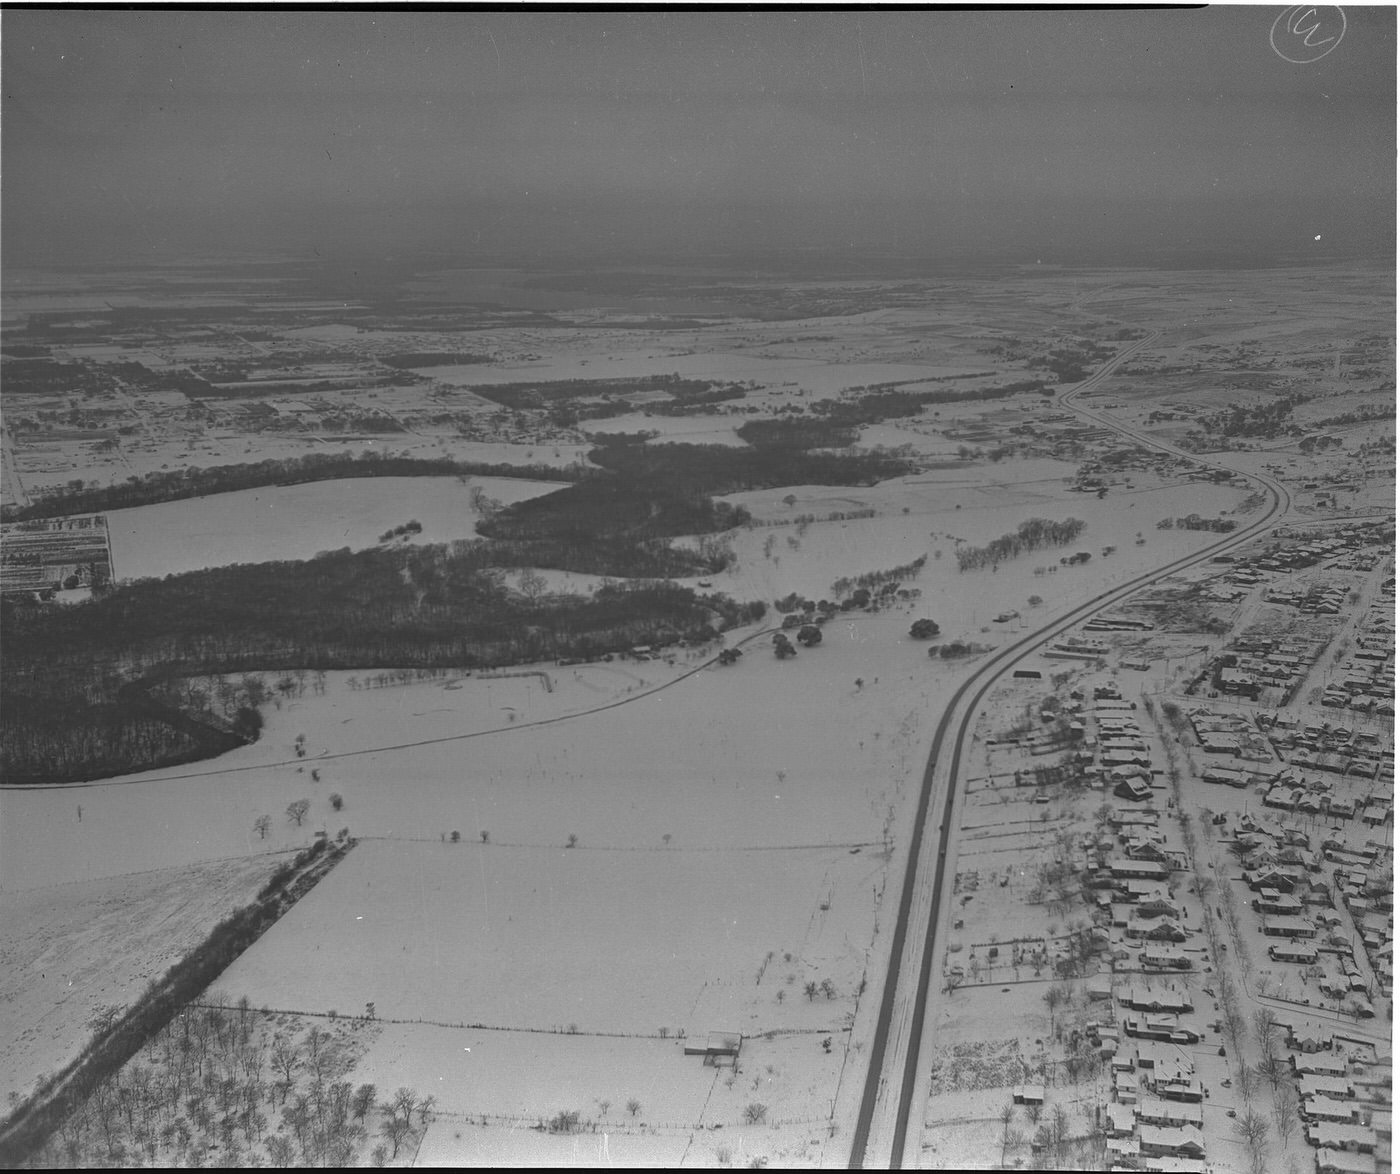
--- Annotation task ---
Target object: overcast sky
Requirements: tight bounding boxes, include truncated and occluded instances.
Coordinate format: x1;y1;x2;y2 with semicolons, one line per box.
4;8;1393;266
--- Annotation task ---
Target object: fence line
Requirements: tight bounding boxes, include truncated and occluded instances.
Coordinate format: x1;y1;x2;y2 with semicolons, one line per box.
191;1002;838;1044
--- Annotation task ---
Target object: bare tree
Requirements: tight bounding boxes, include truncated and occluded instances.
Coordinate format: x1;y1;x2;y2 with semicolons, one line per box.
266;1133;294;1166
379;1113;411;1159
1235;1109;1269;1174
517;568;548;605
1251;1008;1278;1055
1273;1083;1299;1145
270;1036;299;1103
352;1083;377;1121
744;1103;768;1124
417;1094;436;1125
286;799;310;827
391;1087;419;1126
1255;1053;1285;1094
1000;1102;1016;1165
254;814;272;839
1049;1103;1071;1164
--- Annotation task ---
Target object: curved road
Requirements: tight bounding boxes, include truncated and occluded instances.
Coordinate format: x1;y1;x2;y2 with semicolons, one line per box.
850;331;1297;1167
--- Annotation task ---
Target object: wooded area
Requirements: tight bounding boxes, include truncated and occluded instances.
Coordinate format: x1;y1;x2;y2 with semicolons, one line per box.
1;547;761;784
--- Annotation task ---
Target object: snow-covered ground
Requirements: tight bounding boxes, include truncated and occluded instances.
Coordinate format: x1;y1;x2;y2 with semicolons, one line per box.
0;853;286;1106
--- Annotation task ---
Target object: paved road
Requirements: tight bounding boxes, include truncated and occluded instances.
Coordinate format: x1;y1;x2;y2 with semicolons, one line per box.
849;332;1298;1168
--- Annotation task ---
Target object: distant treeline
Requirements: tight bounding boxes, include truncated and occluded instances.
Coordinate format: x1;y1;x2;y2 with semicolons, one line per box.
811;379;1047;430
477;478;750;546
477;439;913;550
588;438;913;494
956;517;1086;572
1158;515;1238;533
379;351;494;368
474;374;746;411
1;545;762;784
736;418;861;449
1;452;584;522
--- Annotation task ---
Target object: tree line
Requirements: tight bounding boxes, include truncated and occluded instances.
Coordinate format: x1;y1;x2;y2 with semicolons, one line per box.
1;546;762;784
955;518;1086;572
477;438;913;552
810;379;1048;430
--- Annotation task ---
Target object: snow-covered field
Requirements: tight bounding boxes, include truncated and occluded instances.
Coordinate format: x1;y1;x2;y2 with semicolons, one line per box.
0;853;286;1107
218;838;875;1037
103;475;564;581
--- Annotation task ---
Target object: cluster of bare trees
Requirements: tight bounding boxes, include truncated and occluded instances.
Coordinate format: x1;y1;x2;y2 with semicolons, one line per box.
1001;1098;1100;1169
25;997;424;1169
830;555;927;600
955;517;1086;572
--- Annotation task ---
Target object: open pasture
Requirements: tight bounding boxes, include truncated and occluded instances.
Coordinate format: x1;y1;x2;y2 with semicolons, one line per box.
216;837;876;1037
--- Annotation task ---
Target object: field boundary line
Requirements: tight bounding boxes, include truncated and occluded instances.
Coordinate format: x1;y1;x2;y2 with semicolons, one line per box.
354;834;886;853
189;1001;841;1042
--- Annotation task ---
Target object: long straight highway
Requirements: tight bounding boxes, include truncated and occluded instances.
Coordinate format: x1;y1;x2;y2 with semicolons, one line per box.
848;331;1295;1168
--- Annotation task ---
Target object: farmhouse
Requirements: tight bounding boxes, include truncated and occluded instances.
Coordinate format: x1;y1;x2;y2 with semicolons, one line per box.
682;1031;742;1067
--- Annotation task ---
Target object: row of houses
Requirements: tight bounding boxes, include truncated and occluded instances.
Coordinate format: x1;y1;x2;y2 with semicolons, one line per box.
1218;633;1328;702
1228;819;1388;1015
1186;706;1275;759
1223;520;1392;580
1099;993;1209;1173
1323;592;1395;716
